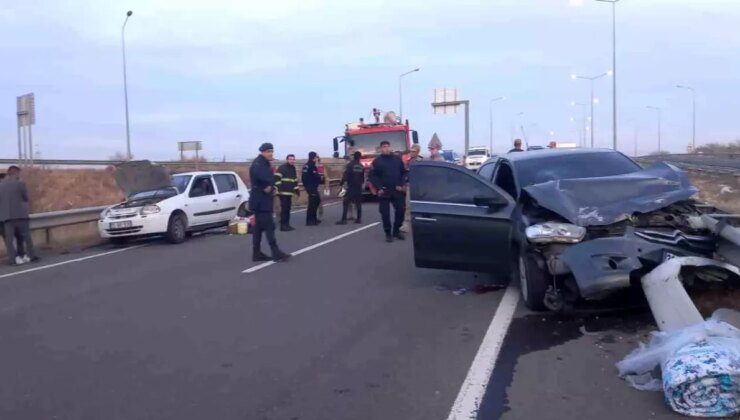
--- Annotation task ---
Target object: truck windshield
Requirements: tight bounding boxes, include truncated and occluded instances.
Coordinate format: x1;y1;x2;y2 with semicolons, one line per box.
347;131;407;156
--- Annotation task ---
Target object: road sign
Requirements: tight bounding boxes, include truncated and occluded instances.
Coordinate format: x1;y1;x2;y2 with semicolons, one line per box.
432;88;459;114
16;93;35;126
178;141;203;152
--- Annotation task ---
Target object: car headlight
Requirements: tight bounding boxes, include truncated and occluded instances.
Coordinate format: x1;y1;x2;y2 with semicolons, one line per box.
100;208;111;219
140;205;161;215
526;223;586;244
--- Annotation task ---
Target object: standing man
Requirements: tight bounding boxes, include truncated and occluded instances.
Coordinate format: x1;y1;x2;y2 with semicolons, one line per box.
302;151;322;226
336;151;364;225
428;134;444;161
249;144;290;262
509;139;524;153
370;141;407;243
400;144;423;233
274;154;300;231
0;166;37;266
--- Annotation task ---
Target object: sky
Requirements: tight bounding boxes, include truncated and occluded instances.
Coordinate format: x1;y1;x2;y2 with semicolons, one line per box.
1;0;739;161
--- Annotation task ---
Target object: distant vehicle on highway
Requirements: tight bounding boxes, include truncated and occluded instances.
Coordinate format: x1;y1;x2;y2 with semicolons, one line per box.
410;149;738;311
99;161;250;244
527;145;544;151
464;146;491;170
442;149;462;165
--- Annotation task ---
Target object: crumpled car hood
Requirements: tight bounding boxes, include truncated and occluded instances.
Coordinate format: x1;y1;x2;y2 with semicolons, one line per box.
113;160;172;197
523;162;698;227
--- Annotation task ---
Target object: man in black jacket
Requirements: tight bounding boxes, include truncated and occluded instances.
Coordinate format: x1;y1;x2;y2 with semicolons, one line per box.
275;154;300;231
249;143;290;262
369;141;407;242
337;151;364;225
301;151;322;226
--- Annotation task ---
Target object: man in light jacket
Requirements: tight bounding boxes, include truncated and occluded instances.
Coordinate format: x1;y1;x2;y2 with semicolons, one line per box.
0;166;37;265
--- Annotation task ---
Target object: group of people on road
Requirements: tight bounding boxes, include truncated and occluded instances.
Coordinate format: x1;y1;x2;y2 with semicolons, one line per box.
0;165;38;266
248;138;424;263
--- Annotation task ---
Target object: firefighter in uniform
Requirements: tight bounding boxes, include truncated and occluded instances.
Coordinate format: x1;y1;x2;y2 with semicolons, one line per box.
336;151;364;225
302;151;322;226
369;140;407;242
274;154;300;231
249;143;290;262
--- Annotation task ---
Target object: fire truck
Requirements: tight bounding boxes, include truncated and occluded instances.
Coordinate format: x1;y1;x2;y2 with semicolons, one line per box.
332;109;419;196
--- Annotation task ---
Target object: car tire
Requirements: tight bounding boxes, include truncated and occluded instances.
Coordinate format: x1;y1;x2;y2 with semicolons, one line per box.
166;213;188;244
517;250;549;311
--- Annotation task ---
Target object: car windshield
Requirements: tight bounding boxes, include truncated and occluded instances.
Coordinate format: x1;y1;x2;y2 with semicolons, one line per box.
468;149;487;156
515;152;642;188
172;175;192;194
347;131;407;157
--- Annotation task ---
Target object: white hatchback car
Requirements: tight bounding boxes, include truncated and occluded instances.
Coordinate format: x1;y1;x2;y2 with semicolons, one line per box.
99;161;250;244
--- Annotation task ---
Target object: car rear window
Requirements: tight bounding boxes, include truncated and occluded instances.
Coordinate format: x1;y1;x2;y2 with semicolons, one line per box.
515;152;641;188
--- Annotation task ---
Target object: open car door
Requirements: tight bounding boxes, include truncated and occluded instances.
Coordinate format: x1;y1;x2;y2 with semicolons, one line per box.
409;161;515;273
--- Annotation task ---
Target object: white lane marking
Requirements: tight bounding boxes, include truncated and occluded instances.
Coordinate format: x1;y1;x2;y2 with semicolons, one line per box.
289;200;341;214
0;244;148;280
447;284;520;419
243;222;381;274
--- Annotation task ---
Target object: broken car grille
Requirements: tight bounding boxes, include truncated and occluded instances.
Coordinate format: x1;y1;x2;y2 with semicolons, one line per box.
634;229;715;253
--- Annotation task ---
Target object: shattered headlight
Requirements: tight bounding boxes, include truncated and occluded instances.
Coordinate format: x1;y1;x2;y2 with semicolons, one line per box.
140;205;161;215
526;223;586;244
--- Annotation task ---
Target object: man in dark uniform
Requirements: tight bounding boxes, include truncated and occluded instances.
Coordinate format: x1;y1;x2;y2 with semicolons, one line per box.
369;140;407;243
301;151;322;226
274;154;300;231
509;138;524;153
249;143;290;262
336;151;364;225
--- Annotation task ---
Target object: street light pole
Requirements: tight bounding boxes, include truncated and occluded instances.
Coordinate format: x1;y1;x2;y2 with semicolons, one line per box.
489;96;506;152
122;10;133;160
571;101;588;147
647;106;662;153
596;0;620;151
572;71;610;148
398;68;420;122
676;85;696;151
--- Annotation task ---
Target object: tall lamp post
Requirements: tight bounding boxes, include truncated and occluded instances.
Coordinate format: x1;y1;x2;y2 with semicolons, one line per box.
399;68;420;122
571;71;610;147
596;0;620;151
488;96;506;152
570;101;589;147
647;106;662;153
676;84;696;151
122;10;133;160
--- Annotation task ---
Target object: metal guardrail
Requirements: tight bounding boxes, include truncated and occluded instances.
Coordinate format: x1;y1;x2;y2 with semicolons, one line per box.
30;206;108;230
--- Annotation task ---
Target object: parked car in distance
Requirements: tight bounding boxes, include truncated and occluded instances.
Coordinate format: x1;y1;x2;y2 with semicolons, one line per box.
464;146;491;170
99;161;250;244
409;149;739;311
442;149;462;165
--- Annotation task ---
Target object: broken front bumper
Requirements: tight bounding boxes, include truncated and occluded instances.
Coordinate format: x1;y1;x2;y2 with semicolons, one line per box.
551;227;732;300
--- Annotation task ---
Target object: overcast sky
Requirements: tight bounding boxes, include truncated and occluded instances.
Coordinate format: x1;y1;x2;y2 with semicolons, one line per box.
2;0;739;160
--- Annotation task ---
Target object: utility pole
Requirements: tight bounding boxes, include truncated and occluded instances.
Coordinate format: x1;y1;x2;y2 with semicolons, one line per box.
489;96;506;152
596;0;620;150
122;11;133;160
676;85;697;151
399;68;420;122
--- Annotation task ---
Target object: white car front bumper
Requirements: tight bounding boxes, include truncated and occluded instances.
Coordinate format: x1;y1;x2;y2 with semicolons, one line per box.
98;212;171;239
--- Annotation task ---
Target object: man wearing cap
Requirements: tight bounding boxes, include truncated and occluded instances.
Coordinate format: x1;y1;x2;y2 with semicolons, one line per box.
249;143;290;262
301;151;322;226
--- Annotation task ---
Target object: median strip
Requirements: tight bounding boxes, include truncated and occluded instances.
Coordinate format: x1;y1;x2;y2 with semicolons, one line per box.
242;222;380;274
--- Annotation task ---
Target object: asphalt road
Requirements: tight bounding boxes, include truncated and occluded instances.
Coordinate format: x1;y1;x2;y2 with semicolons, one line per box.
0;202;687;419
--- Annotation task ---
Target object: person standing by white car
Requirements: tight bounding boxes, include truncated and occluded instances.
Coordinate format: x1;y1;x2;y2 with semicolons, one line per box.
249;143;290;263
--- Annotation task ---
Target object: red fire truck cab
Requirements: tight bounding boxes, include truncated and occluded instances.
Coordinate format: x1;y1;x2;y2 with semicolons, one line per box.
332;112;419;196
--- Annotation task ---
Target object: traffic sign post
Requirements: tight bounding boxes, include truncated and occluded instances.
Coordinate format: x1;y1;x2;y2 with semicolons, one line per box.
432;89;470;160
178;141;203;170
16;93;36;165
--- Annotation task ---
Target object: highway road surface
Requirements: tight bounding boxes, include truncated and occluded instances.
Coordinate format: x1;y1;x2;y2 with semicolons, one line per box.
0;202;686;419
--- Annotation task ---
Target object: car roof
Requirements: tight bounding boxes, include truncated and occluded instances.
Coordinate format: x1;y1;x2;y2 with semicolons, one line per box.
496;148;619;163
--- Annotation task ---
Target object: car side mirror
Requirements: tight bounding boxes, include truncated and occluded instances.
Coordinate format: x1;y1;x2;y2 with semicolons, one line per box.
333;137;339;152
412;130;419;144
473;194;507;209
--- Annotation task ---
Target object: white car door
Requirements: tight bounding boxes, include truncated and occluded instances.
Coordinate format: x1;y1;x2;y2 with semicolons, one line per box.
213;173;242;221
185;175;220;226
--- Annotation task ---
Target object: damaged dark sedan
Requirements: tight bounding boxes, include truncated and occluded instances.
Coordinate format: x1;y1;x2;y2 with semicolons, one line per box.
409;148;740;311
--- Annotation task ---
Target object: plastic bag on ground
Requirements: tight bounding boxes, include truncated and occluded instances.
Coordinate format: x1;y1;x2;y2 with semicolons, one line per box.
616;309;740;417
